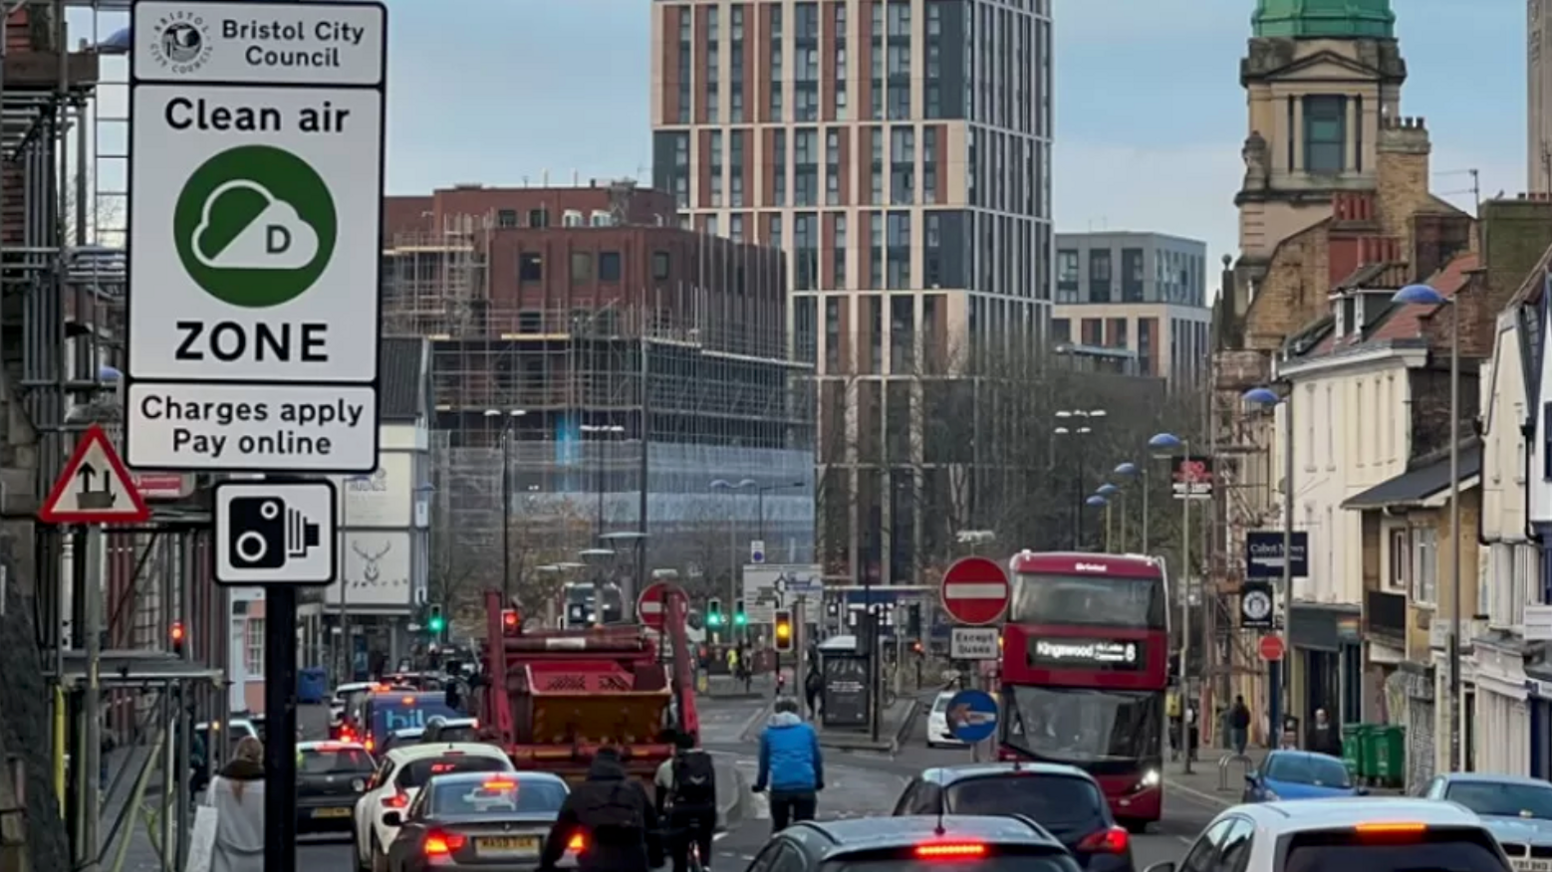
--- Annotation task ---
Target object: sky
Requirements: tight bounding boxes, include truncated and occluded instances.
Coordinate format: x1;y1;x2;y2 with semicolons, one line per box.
317;1;1527;276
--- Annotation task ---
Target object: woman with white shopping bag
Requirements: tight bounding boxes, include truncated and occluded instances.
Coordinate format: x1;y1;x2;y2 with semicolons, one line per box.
189;736;266;872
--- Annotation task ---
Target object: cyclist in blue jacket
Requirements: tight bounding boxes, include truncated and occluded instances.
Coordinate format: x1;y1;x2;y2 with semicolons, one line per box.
751;697;824;832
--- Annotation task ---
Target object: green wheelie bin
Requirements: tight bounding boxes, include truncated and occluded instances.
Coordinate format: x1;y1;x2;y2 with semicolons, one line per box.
1366;725;1406;787
1341;724;1367;778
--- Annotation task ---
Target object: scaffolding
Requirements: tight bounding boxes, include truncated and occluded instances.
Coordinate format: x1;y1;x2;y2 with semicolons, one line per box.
383;210;817;613
0;4;223;871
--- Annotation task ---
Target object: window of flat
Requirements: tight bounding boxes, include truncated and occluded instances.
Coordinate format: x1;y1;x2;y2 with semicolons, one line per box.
496;209;517;228
570;251;593;283
598;251;622;281
1303;95;1347;173
651;251;671;280
518;253;542;282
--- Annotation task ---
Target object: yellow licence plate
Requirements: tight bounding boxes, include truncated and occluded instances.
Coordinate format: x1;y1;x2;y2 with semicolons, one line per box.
477;837;540;855
1512;861;1552;872
311;807;351;818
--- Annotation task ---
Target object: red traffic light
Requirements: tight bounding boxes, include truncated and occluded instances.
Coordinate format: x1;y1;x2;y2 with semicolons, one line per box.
500;609;520;634
170;622;185;642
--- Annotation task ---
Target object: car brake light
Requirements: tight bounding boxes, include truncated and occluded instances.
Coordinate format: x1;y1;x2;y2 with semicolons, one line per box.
1354;823;1427;840
483;779;516;790
316;742;342;751
1077;827;1130;853
424;830;466;856
364;738;374;751
381;793;408;809
916;843;987;859
566;833;585;852
402;696;415;705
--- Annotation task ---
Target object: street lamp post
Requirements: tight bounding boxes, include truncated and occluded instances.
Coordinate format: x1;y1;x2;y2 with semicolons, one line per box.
1244;385;1296;743
582;423;626;540
1087;494;1111;550
1393;282;1464;771
1150;432;1192;773
711;477;758;643
1056;409;1106;548
1096;483;1120;551
485;409;527;606
1115;463;1140;552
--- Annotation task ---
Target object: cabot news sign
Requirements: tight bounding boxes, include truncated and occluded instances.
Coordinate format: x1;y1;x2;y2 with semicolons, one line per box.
1245;530;1309;579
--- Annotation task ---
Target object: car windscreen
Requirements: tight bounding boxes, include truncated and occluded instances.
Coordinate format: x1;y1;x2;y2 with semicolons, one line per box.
933;695;954;714
823;853;1080;872
1265;755;1351;788
396;756;508;790
428;778;567;816
299;747;374;775
946;776;1107;835
1445;782;1552;820
1282;828;1510;872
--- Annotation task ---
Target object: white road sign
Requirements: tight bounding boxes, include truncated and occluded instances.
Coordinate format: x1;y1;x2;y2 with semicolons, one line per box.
125;1;386;474
742;564;822;624
950;626;1000;660
127;382;378;470
214;480;337;585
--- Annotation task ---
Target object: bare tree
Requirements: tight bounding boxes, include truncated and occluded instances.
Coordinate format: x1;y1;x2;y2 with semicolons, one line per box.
503;492;593;612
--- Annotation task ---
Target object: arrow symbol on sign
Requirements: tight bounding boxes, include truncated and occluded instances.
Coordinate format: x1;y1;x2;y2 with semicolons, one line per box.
76;462;95;491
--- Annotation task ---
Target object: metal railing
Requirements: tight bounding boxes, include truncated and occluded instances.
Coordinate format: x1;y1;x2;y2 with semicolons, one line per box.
1218;752;1254;791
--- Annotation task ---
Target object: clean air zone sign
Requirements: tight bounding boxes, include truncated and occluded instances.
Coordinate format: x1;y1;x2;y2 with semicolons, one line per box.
125;1;387;473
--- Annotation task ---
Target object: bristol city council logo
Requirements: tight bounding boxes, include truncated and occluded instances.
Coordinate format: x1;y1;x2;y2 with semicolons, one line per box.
147;12;213;74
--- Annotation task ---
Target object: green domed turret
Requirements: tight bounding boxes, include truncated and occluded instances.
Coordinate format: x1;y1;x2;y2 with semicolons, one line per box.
1252;0;1395;38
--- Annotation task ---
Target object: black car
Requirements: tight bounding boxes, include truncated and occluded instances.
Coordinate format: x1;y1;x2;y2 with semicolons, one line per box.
892;764;1135;872
297;741;376;833
749;814;1083;872
381;770;574;872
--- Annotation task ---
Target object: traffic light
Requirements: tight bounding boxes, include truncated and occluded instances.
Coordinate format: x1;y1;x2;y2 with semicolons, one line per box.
733;600;747;626
427;605;445;634
907;604;922;637
773;610;793;652
706;598;723;627
170;621;185;655
500;609;520;635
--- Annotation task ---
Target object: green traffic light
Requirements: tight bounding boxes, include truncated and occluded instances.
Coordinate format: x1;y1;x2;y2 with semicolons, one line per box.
734;612;747;625
706;613;722;627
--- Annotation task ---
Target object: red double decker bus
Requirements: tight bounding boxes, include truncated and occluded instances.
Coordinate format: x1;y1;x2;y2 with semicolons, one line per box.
997;550;1169;831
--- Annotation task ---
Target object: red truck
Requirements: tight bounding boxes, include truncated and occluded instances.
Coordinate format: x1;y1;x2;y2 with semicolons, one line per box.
475;590;700;784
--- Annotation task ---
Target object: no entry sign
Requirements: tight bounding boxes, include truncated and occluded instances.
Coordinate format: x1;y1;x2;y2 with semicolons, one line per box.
1259;634;1286;661
940;556;1010;626
637;581;687;630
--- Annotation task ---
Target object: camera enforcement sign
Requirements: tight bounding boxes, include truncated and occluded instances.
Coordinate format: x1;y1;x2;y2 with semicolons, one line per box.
124;1;387;473
214;480;337;585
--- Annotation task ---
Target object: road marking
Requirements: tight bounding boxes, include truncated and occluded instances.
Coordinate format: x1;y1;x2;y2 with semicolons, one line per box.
1178;836;1194;845
1167;778;1234;809
737;703;771;741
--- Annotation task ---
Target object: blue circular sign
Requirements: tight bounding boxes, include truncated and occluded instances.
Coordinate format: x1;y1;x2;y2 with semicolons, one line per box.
945;689;999;743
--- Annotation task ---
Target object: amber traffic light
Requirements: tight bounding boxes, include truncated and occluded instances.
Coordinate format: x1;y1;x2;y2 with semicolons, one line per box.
773;610;793;652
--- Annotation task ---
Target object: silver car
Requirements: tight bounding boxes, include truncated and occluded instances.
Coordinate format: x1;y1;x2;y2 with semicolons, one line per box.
1421;774;1552;871
1147;798;1512;872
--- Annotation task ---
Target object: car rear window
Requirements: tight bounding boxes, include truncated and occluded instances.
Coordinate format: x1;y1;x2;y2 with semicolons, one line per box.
429;778;568;816
300;748;374;775
397;756;509;789
824;852;1080;872
433;727;480;743
947;776;1108;833
1282;828;1510;872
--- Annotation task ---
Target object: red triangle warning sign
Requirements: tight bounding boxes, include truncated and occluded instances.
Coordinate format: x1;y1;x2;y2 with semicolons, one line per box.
40;425;150;524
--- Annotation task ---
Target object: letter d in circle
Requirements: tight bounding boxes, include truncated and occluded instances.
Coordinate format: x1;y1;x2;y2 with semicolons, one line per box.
266;224;292;255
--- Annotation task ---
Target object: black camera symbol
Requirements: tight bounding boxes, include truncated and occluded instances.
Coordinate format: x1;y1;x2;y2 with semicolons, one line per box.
228;497;322;570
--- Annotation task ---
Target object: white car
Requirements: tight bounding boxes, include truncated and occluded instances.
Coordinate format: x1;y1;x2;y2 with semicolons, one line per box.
1149;798;1513;872
926;691;967;748
351;742;515;872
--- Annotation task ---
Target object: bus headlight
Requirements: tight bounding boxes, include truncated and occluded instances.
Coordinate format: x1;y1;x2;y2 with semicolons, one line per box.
1140;769;1160;788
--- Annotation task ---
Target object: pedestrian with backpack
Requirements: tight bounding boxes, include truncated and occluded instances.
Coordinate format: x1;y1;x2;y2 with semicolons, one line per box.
751;697;823;833
655;731;718;872
539;747;663;872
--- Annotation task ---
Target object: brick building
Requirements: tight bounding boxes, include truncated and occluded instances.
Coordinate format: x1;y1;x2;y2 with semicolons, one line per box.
380;182;815;600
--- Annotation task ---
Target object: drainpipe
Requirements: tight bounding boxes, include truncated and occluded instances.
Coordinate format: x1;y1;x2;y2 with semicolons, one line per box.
1472;419;1491;549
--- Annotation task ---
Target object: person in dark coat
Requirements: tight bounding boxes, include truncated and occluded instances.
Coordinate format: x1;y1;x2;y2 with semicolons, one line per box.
1306;708;1341;756
540;747;662;872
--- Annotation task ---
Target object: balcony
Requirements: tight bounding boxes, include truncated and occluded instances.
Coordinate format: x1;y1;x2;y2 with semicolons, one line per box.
1365;589;1406;642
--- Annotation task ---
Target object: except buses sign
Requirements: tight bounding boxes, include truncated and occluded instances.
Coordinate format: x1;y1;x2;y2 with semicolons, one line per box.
125;1;387;473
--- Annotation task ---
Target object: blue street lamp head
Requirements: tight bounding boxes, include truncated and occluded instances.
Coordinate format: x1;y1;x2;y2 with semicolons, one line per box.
1096;483;1120;497
1148;433;1183;451
1243;387;1281;406
1391;283;1448;306
1086;495;1108;507
1114;462;1139;476
98;365;122;383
